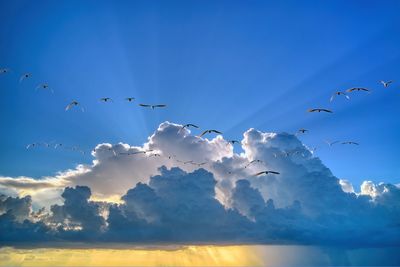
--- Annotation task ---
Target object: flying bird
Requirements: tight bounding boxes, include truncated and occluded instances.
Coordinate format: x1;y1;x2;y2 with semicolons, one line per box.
65;100;84;111
20;73;32;82
54;143;63;149
254;170;280;176
245;159;263;168
100;97;113;102
307;108;333;113
346;87;370;93
330;91;350;102
324;140;340;147
36;83;54;93
341;141;359;145
125;97;135;102
26;143;37;149
139;104;167;109
227;140;240;145
0;68;10;74
297;128;308;134
198;129;222;137
380;80;393;88
196;162;208;167
180;124;199;131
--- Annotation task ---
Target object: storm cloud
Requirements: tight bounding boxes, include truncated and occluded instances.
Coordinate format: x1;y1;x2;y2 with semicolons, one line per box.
0;122;399;246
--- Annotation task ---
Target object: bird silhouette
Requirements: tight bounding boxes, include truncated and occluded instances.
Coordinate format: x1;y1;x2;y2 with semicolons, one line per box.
245;159;263;168
254;170;280;176
198;129;222;137
324;140;340;147
65;100;84;112
341;141;359;145
139;104;167;109
308;108;333;113
346;87;370;93
20;73;32;82
36;83;54;93
180;124;199;132
330;91;350;102
0;68;10;74
297;129;308;134
125;97;135;102
100;97;113;102
227;140;240;145
380;80;393;88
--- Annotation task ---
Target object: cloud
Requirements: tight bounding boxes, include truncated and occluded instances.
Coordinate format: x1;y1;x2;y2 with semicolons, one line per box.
0;121;399;246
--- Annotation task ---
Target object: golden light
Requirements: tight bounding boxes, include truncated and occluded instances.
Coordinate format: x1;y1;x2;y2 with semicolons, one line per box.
0;245;264;267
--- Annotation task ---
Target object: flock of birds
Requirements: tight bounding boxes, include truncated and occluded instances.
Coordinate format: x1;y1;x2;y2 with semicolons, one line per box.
0;67;394;177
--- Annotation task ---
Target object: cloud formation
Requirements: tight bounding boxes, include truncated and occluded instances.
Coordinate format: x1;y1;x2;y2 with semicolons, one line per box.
0;122;399;246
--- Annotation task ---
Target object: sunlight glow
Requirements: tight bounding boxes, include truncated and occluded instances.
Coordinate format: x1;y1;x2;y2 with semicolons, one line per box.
0;246;263;267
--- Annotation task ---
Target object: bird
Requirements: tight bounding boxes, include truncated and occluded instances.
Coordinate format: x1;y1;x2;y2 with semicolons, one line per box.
380;80;393;88
100;97;113;102
0;68;10;74
20;73;32;82
26;143;37;149
54;143;63;149
125;97;135;102
341;141;359;145
254;170;280;176
196;162;208;167
198;129;222;137
346;87;370;93
65;100;84;112
139;104;167;109
245;159;263;168
330;91;350;102
36;83;54;93
180;124;199;131
149;153;161;157
307;108;333;113
227;140;240;145
324;140;340;147
297;128;308;134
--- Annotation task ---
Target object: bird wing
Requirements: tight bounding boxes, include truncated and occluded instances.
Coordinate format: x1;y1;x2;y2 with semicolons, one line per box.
139;104;151;107
154;104;166;108
199;130;208;137
254;171;266;176
322;109;333;113
307;109;316;112
189;124;199;128
65;103;74;111
269;171;280;175
211;130;222;134
330;95;335;102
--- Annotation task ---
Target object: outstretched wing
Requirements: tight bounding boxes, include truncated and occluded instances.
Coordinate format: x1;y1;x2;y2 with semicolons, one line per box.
198;130;208;137
139;104;151;108
269;171;280;175
154;104;166;108
211;130;222;134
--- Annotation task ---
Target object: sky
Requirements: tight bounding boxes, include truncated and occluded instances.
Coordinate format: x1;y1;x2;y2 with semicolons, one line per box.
0;0;399;185
1;0;400;264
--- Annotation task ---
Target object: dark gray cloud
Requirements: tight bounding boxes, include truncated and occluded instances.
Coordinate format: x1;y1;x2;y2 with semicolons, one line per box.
1;167;399;247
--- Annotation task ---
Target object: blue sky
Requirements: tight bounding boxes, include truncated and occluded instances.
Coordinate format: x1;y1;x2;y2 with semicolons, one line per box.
0;0;399;187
